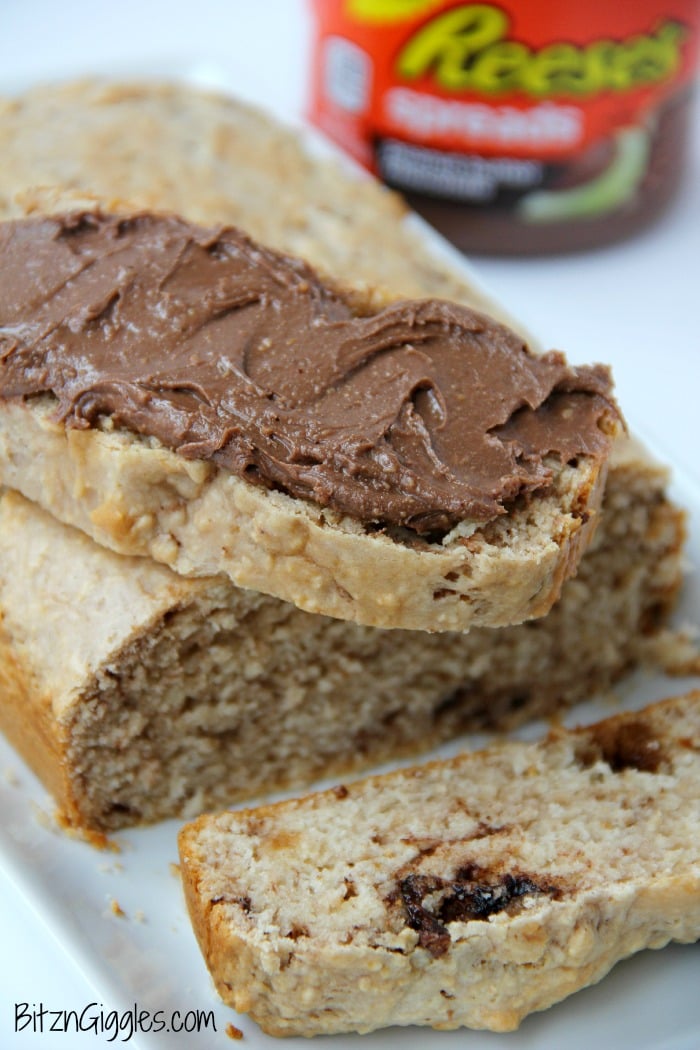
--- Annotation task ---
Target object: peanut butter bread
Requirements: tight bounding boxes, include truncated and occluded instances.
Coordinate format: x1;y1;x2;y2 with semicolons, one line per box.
0;78;692;834
178;692;700;1037
0;434;686;832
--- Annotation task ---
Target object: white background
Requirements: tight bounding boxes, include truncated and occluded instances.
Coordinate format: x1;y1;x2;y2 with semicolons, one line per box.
0;1;699;1047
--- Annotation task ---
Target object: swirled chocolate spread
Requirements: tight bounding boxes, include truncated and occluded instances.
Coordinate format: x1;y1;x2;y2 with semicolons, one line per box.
0;211;618;535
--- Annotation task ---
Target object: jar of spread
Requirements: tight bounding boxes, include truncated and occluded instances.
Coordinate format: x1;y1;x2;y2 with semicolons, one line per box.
307;0;700;255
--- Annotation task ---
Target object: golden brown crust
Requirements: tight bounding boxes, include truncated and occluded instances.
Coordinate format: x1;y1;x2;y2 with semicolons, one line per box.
0;617;77;820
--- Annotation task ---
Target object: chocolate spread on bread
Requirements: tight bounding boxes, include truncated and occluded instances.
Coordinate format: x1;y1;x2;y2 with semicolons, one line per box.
0;211;617;534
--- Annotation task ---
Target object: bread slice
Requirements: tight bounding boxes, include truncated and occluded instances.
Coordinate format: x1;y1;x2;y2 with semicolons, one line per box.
0;436;689;833
0;209;619;632
0;81;621;631
178;692;700;1037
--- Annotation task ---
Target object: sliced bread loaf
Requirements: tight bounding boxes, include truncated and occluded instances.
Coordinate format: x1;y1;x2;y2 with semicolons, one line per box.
178;692;700;1037
0;434;687;832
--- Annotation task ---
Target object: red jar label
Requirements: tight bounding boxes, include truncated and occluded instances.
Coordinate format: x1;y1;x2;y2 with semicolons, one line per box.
308;0;700;249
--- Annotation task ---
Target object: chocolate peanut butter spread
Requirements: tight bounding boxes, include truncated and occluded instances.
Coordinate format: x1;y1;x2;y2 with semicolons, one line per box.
0;211;618;535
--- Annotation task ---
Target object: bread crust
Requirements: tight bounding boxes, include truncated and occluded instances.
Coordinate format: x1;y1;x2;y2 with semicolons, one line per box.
0;619;74;816
178;693;700;1036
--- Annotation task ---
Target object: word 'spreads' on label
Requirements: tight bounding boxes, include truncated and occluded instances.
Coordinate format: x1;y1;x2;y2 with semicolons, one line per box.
308;1;700;254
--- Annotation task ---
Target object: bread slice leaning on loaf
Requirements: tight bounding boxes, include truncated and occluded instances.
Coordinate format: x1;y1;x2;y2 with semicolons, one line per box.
0;81;621;632
0;205;620;632
178;692;700;1037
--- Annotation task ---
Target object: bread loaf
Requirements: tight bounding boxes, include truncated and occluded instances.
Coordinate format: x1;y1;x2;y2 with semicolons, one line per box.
0;435;686;832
